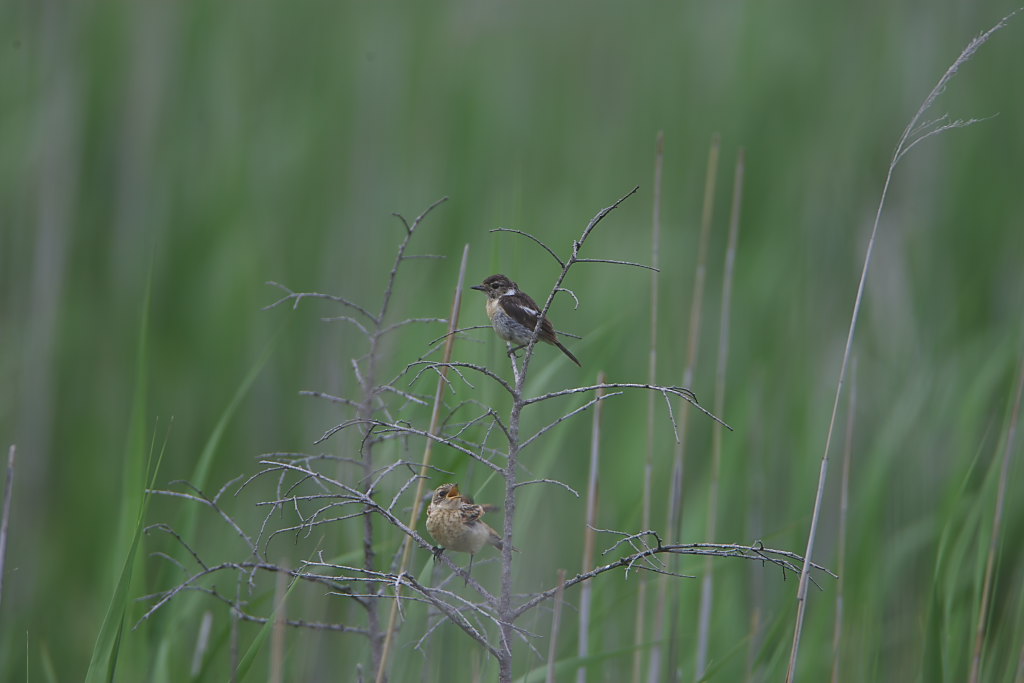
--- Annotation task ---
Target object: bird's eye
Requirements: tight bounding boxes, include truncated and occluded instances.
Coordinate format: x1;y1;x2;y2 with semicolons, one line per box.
491;283;499;289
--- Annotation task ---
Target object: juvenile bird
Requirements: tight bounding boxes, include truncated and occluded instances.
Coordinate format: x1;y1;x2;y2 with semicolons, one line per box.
425;483;502;580
471;273;581;366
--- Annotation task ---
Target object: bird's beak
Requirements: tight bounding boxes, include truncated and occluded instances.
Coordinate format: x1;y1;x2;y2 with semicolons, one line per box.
471;284;487;292
446;484;461;499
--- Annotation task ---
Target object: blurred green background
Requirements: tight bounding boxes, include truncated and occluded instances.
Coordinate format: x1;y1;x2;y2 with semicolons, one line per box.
2;1;1023;681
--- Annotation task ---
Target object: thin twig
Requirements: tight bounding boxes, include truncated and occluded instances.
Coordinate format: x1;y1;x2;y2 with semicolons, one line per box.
512;540;835;622
519;392;622;450
405;360;516;398
262;281;377;323
490;228;565;268
523;382;731;431
573;258;659;271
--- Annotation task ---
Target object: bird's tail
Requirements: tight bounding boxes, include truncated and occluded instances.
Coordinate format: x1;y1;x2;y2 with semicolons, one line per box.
487;525;504;550
553;339;581;366
485;524;519;552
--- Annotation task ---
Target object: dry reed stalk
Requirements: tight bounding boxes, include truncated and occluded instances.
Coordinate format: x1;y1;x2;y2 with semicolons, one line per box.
270;564;288;683
547;569;568;683
375;244;470;683
577;372;607;683
663;133;719;681
631;130;664;683
0;445;14;611
695;148;744;677
969;358;1024;683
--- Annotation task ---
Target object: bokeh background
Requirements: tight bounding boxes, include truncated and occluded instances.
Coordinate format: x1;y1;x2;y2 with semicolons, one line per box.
2;1;1023;681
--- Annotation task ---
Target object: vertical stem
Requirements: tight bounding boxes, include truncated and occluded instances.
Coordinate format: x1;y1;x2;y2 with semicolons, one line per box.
695;148;743;678
968;357;1024;683
375;245;469;683
546;570;568;683
665;133;718;681
499;395;521;683
578;373;607;683
632;131;663;683
0;445;14;611
269;564;288;683
360;355;381;674
498;337;535;683
831;358;856;683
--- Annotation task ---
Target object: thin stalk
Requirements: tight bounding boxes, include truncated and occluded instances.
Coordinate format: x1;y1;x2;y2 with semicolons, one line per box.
546;569;568;683
695;148;744;678
577;372;607;683
375;244;469;683
632;131;664;683
499;400;521;682
785;15;1016;680
968;357;1024;683
665;133;718;681
190;611;212;677
0;445;14;610
269;563;288;683
831;358;857;683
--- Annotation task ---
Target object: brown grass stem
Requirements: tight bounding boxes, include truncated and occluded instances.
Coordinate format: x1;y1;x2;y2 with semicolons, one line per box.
546;569;567;683
578;372;606;683
660;132;719;681
696;148;744;678
0;445;14;611
375;244;469;683
269;563;288;683
632;130;664;683
969;356;1024;683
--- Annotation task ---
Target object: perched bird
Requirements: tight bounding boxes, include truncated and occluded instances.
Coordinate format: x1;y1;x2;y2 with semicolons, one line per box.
425;483;502;577
471;274;581;366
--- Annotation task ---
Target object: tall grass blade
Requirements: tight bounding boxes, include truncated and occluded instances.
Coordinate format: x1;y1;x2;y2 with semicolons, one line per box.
84;269;157;683
785;13;1018;681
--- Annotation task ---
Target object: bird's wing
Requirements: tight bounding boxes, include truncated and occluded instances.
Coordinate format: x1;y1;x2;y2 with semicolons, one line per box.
459;502;484;523
499;291;556;338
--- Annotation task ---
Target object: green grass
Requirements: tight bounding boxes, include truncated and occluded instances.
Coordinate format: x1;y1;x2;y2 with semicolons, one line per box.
2;1;1023;681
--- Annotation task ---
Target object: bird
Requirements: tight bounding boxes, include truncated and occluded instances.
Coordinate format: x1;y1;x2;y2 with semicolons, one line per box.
470;274;581;366
425;483;502;578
